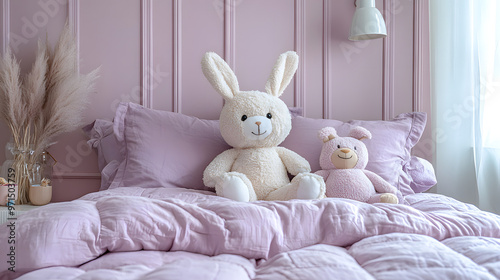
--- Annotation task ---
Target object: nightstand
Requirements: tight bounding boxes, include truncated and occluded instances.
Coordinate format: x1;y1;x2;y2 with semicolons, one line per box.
0;204;44;224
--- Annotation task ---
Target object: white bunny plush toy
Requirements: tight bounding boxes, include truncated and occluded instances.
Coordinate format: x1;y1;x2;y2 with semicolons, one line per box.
202;51;326;202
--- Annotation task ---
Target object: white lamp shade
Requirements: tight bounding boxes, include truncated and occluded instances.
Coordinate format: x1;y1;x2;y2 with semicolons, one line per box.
349;0;387;41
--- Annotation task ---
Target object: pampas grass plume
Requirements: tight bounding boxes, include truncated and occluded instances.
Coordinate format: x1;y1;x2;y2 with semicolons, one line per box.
0;22;99;204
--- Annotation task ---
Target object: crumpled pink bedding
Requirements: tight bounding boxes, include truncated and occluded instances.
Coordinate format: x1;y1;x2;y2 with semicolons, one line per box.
1;187;500;280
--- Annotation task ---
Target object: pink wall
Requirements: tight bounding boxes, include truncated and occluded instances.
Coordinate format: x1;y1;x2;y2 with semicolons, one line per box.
0;0;431;202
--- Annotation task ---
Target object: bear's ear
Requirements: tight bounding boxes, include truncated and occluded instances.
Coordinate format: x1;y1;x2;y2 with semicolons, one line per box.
348;126;372;141
318;127;338;143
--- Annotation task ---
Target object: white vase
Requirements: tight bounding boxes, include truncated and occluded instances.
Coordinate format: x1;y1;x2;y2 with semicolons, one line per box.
29;185;52;206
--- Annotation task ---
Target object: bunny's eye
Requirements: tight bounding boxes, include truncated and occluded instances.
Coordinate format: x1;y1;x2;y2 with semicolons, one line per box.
266;113;272;119
241;115;248;121
337;145;340;149
354;146;357;150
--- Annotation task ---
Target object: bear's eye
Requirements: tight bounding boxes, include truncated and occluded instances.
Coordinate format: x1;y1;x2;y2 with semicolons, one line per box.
354;146;357;150
266;113;272;119
241;115;248;121
337;145;340;149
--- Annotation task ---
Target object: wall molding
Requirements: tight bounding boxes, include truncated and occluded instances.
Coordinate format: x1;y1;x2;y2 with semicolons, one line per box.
382;0;395;120
55;173;101;180
294;0;305;113
294;0;306;114
141;0;153;108
223;0;235;70
68;0;80;72
412;0;424;112
173;0;182;113
322;0;331;119
2;0;9;55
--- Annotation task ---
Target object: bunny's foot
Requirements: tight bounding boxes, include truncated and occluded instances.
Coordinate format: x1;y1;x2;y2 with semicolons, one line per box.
296;173;326;200
367;193;399;204
266;173;326;200
379;193;398;204
215;172;257;202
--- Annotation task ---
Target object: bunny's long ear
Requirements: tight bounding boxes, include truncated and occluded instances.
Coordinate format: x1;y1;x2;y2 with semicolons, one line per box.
265;51;299;97
201;52;239;101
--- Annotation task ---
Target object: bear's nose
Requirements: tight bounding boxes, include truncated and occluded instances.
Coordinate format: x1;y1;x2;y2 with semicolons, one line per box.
255;121;261;126
340;148;350;154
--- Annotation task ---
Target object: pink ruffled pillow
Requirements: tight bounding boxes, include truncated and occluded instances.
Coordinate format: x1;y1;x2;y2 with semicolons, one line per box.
281;113;434;196
109;102;230;190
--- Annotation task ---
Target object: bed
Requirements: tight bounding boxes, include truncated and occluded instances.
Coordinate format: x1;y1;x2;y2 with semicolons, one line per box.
1;102;500;280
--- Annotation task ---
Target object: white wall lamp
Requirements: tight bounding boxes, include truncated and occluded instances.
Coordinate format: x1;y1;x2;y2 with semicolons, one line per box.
349;0;387;41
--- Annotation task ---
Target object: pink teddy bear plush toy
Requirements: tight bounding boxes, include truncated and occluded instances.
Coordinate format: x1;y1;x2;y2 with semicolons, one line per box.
315;126;399;204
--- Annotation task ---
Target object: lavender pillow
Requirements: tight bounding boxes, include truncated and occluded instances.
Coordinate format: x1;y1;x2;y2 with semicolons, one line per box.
406;156;437;193
109;102;230;190
83;107;302;170
83;119;122;170
83;119;123;190
86;106;303;191
281;113;427;196
289;107;303;118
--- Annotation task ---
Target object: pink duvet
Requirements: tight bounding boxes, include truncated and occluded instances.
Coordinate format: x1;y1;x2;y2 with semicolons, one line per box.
1;187;500;279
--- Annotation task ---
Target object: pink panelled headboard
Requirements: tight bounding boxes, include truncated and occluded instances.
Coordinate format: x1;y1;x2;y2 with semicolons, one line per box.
0;0;431;201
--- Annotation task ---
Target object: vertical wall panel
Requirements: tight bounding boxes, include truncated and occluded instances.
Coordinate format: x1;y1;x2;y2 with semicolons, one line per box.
79;0;140;119
294;0;305;111
68;0;79;71
413;0;432;160
141;0;153;108
9;0;67;72
304;0;324;118
223;0;235;70
323;0;331;119
0;1;7;167
329;0;383;121
50;0;141;201
393;0;414;116
235;0;295;106
382;0;394;120
180;0;224;119
1;0;7;55
151;0;173;112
